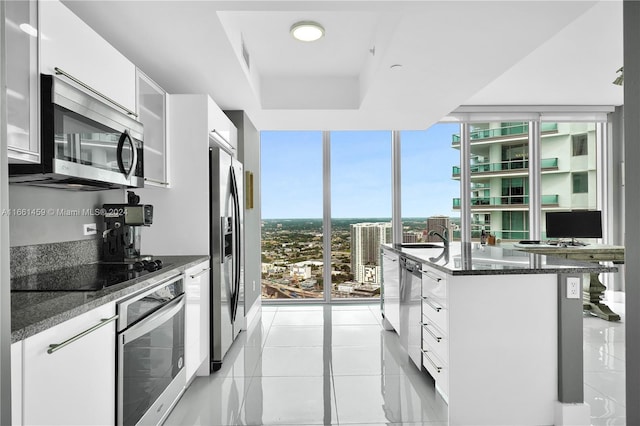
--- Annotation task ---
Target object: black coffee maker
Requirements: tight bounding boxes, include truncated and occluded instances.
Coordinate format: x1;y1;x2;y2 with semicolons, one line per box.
102;191;153;262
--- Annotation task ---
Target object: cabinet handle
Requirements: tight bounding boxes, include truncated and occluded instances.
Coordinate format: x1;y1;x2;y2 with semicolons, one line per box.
190;268;211;279
54;67;138;118
422;323;443;342
421;350;443;373
422;296;443;312
144;177;169;186
47;315;118;354
422;271;442;282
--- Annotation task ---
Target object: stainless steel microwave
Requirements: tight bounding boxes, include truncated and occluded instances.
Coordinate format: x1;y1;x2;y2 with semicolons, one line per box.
9;74;144;191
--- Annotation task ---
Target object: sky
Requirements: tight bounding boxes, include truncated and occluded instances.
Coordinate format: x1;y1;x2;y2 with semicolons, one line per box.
261;123;461;219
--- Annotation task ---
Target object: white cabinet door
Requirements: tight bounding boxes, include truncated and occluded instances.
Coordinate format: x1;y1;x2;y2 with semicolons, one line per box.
11;342;23;426
208;97;237;153
22;303;117;426
136;69;168;187
39;0;136;114
5;0;39;163
185;261;210;380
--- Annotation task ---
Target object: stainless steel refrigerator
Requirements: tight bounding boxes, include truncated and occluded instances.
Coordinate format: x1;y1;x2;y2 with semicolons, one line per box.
209;144;245;372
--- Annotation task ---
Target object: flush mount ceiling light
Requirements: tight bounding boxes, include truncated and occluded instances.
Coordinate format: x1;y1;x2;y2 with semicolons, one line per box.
290;21;325;42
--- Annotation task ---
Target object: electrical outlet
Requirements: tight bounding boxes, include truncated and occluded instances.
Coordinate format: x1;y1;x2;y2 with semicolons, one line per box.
83;223;97;236
567;277;580;299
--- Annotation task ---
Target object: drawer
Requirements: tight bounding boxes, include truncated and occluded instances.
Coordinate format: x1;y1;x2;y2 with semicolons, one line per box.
422;349;449;399
422;322;449;363
421;267;447;299
422;299;448;333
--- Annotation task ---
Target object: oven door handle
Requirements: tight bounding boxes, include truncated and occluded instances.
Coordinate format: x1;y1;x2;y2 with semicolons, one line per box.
121;295;185;344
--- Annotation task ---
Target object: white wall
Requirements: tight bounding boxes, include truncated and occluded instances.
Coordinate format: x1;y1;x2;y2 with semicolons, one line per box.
0;2;12;422
226;111;261;314
8;186;124;247
137;95;210;256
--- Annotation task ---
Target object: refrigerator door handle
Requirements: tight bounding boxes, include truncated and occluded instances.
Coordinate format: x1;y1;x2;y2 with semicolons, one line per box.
230;165;241;322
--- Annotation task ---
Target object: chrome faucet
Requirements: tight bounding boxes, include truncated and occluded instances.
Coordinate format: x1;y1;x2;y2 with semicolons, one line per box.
428;225;449;249
427;225;449;263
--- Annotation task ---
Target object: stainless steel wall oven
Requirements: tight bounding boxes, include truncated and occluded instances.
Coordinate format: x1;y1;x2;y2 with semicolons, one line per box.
116;274;185;426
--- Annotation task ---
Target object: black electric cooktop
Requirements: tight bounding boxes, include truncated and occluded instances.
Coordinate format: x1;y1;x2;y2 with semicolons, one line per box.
11;260;169;292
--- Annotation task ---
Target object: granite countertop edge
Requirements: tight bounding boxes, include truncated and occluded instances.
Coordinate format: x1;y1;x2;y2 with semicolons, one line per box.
11;255;209;343
383;245;618;276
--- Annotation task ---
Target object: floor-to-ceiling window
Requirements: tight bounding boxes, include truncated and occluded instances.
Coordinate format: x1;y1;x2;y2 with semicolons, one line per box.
400;124;460;242
541;121;598;241
260;131;324;300
330;131;392;299
451;122;533;241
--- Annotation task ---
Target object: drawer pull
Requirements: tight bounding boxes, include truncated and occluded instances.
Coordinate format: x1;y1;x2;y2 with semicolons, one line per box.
190;267;210;279
47;314;118;354
422;323;443;342
422;271;442;282
422;350;443;373
422;297;443;312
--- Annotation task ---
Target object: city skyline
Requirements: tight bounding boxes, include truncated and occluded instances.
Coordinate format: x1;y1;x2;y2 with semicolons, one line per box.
261;123;461;219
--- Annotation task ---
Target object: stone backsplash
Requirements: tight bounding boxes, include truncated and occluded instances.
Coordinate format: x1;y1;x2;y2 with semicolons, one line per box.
10;239;102;278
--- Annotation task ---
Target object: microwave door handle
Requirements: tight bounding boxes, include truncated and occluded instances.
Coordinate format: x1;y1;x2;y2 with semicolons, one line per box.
116;131;137;179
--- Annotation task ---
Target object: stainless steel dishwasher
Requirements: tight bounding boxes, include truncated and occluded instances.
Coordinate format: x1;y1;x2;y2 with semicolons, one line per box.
400;257;423;369
381;247;400;332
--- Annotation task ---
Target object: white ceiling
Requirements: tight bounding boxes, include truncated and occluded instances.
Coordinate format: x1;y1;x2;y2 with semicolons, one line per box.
63;0;623;131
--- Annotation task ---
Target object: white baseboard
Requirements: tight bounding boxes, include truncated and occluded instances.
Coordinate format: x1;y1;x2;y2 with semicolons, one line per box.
555;402;590;426
245;298;262;333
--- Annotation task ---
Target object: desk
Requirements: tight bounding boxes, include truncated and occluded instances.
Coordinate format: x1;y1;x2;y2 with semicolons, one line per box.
514;244;624;321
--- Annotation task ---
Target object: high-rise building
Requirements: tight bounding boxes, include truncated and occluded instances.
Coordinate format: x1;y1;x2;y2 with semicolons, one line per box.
451;122;597;240
350;222;392;285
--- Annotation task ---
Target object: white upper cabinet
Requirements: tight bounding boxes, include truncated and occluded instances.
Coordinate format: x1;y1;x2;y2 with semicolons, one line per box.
137;69;168;186
208;97;237;153
5;0;39;163
39;0;136;115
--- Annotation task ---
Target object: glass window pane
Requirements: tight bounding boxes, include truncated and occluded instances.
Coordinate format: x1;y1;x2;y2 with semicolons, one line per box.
260;131;324;300
542;122;597;240
331;131;392;299
452;122;531;242
401;124;460;243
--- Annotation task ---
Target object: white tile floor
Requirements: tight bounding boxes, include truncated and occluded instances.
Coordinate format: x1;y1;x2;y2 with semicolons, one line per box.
164;301;626;426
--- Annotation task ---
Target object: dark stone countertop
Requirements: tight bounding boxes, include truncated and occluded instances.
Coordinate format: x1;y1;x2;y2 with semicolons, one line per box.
383;243;617;276
11;255;209;343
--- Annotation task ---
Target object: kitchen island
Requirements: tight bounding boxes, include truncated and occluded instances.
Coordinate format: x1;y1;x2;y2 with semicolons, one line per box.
381;242;616;426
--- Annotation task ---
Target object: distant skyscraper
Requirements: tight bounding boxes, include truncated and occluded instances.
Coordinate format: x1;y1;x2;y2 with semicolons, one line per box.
403;232;418;243
426;216;450;242
350;222;392;285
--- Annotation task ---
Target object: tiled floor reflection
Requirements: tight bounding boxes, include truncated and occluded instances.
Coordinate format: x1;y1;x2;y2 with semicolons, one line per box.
165;300;626;425
584;300;626;426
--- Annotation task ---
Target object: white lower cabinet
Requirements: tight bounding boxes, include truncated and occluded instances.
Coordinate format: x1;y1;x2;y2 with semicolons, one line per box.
185;261;210;380
420;263;449;401
22;303;117;426
11;342;23;426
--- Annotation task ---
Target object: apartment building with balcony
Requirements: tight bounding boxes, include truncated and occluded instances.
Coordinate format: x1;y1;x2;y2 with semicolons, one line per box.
452;122;597;241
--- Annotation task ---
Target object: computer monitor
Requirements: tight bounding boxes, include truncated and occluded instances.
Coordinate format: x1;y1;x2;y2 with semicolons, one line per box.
545;210;602;243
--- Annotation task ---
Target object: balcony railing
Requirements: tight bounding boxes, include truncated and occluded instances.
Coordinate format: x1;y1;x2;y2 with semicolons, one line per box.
451;122;559;143
452;157;558;176
452;194;558;208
